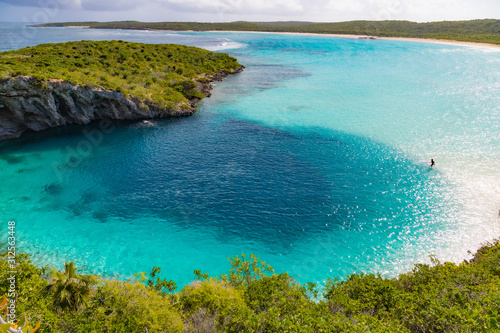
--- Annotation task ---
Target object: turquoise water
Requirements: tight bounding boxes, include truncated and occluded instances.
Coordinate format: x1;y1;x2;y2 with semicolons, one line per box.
1;24;500;287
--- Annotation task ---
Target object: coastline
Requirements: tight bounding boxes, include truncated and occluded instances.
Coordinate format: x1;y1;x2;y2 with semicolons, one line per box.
0;40;244;140
205;30;500;50
34;24;500;50
380;36;500;49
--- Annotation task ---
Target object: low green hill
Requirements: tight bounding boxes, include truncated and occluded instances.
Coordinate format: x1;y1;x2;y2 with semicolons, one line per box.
0;40;242;110
36;19;500;44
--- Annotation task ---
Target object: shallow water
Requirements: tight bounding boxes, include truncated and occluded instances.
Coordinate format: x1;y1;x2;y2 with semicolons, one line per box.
1;24;499;287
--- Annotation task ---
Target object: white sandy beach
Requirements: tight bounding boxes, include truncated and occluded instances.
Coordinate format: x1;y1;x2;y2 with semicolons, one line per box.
64;25;500;50
207;30;500;50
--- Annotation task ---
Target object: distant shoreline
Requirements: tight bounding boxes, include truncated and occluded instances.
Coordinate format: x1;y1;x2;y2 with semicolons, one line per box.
377;36;500;49
203;30;500;50
37;25;500;50
33;20;500;46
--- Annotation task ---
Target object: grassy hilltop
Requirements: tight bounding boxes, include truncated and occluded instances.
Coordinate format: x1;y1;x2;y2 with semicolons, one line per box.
0;40;242;110
37;19;500;45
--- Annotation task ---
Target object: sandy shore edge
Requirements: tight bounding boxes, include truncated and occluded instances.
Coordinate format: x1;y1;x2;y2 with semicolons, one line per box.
206;30;500;50
38;25;500;50
39;26;500;50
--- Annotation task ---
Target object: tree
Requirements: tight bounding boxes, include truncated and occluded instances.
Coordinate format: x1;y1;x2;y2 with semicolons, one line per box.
227;254;274;288
146;267;177;295
135;267;177;296
44;262;96;312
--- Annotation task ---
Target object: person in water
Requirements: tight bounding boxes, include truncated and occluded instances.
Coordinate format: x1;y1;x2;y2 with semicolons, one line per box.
431;159;435;167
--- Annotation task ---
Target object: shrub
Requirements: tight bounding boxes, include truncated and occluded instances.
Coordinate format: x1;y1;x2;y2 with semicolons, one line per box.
245;273;307;314
180;280;250;331
67;280;184;332
3;245;500;333
470;240;500;277
325;273;401;317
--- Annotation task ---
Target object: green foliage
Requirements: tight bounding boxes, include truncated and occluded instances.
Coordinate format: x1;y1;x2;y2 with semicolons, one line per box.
146;267;177;295
36;19;500;44
44;262;97;312
470;239;500;276
0;297;41;333
179;280;250;332
3;243;500;332
0;254;55;332
393;260;500;332
0;40;242;112
135;267;177;295
244;273;319;332
325;247;500;332
325;273;401;317
226;253;274;288
245;273;307;314
193;270;209;281
61;280;184;332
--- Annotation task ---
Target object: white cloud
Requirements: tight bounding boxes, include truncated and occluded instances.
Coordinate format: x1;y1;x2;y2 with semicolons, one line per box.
0;0;498;22
401;0;477;21
155;0;303;15
80;0;138;11
325;0;367;13
0;0;81;10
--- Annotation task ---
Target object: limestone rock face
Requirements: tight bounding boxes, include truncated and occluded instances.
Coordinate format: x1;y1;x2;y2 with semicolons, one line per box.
0;67;243;140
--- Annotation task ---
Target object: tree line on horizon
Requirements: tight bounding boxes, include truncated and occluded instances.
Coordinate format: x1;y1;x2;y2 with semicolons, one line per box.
36;19;500;44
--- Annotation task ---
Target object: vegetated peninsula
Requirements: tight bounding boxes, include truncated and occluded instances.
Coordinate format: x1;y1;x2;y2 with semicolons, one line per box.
0;40;243;140
36;19;500;45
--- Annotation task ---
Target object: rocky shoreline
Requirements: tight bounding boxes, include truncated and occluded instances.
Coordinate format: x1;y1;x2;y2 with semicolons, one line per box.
0;67;243;140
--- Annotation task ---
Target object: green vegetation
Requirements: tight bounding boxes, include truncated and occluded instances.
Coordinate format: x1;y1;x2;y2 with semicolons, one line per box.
0;40;242;111
44;262;97;312
2;240;500;332
36;19;500;45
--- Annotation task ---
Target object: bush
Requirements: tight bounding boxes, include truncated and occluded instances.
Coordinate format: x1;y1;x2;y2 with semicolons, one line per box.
245;273;307;314
0;253;56;331
63;280;184;332
3;243;500;332
180;280;250;331
325;273;401;317
470;239;500;277
323;242;500;332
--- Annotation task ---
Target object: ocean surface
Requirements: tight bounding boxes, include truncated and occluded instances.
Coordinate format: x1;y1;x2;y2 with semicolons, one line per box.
1;23;499;287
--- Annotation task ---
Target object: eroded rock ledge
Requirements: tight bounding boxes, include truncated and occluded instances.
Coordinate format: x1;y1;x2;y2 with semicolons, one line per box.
0;67;243;140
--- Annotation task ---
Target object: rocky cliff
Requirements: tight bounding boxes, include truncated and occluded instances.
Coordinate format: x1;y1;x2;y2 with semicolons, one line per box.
0;67;243;140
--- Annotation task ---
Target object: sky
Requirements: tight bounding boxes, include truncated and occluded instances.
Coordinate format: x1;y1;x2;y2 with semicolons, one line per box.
0;0;498;23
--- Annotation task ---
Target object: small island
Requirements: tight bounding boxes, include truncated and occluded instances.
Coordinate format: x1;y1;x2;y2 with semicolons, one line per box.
0;40;243;140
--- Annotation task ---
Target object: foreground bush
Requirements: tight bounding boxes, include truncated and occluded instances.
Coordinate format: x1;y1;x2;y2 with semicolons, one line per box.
57;280;183;332
2;240;500;332
180;280;250;332
325;242;500;332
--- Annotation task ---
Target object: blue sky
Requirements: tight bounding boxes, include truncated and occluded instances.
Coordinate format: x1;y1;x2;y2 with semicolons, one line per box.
0;0;498;23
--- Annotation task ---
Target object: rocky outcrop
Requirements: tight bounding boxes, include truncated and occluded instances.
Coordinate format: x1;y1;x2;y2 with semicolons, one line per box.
0;67;243;140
